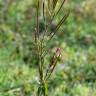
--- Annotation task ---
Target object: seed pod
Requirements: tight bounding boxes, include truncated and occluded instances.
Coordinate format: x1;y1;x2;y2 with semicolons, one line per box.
45;48;61;80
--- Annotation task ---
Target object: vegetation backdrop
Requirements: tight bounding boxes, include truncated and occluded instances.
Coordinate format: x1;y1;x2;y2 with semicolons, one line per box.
0;0;96;96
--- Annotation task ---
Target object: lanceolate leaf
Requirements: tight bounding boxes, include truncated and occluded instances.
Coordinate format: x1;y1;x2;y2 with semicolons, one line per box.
53;0;66;19
55;12;69;31
48;12;69;43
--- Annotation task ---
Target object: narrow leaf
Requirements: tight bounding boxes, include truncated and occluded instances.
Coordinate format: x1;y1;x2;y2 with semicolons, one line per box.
55;12;69;31
53;0;66;19
48;12;69;42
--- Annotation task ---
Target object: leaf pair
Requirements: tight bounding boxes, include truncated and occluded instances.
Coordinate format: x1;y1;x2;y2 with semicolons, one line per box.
48;0;58;12
53;0;58;9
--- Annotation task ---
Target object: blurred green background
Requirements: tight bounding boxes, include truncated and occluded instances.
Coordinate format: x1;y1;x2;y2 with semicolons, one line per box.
0;0;96;96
